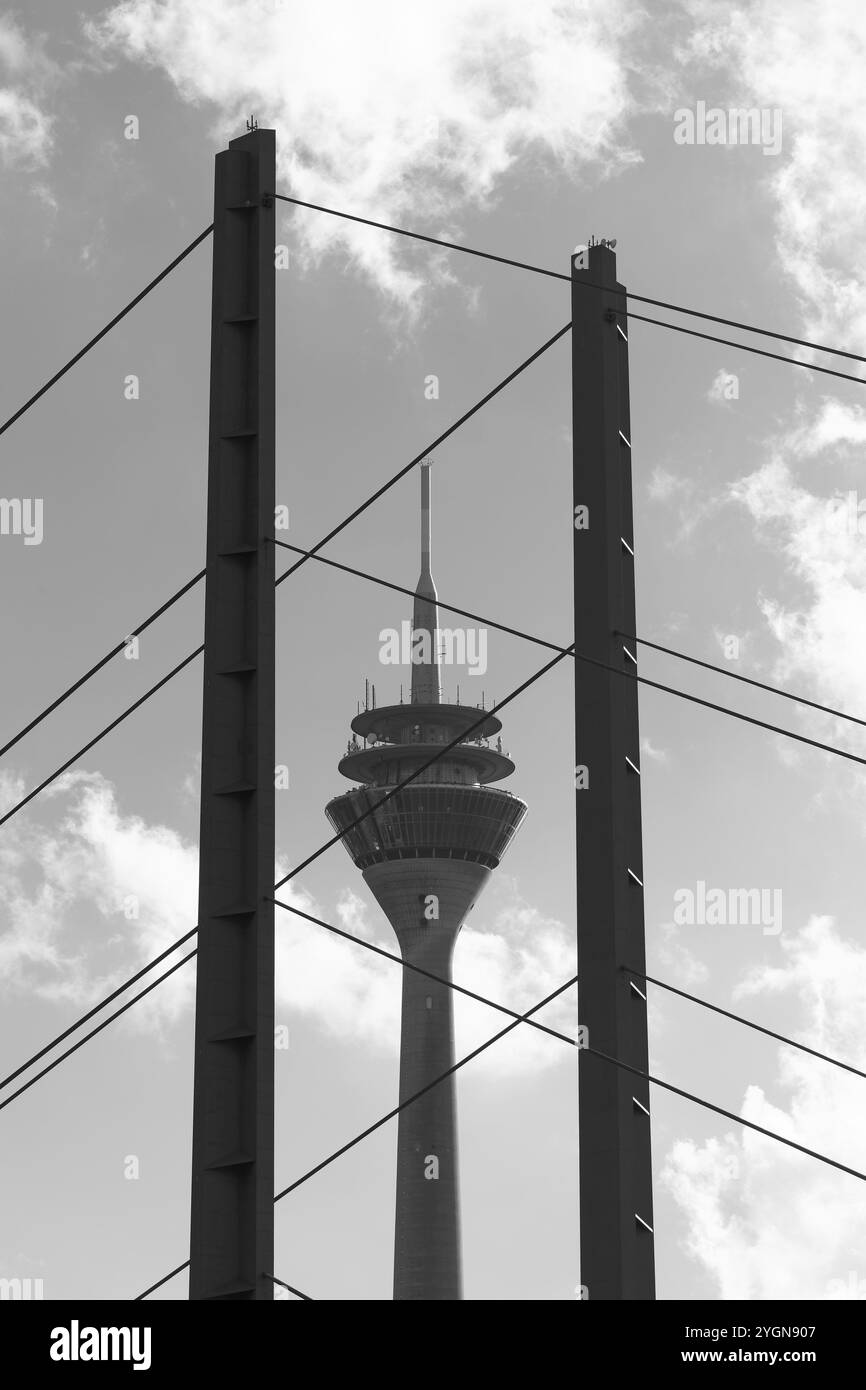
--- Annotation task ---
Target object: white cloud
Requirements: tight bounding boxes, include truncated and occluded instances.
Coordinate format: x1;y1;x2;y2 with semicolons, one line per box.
683;0;866;356
640;735;669;765
89;0;643;307
785;398;866;457
0;773;573;1074
275;875;576;1078
646;465;724;544
730;452;866;724
0;771;198;1030
454;889;576;1077
663;916;866;1298
0;16;57;171
647;467;686;503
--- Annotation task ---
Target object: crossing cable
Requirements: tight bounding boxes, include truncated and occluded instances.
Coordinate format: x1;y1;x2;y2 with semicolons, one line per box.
265;1275;314;1300
625;968;866;1083
9;533;864;844
616;630;866;731
273;901;866;1093
0;566;566;1107
274;640;575;889
0;950;196;1114
126;960;866;1300
134;974;577;1299
266;630;866;891
0;647;203;828
0;323;569;832
272;192;866;368
13;671;860;1113
583;1047;866;1185
275;896;866;1090
273;900;866;1084
0;226;214;440
0;570;206;759
7;341;861;1136
270;537;564;653
272;975;576;1204
275;537;866;740
273;594;866;894
135;963;866;1299
0;927;199;1095
270;897;576;1047
273;321;572;590
4;557;864;1103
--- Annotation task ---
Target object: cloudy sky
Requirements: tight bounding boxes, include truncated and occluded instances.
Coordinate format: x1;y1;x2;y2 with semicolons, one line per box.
2;0;866;1302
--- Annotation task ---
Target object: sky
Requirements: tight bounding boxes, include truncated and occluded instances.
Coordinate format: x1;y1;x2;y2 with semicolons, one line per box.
2;0;866;1302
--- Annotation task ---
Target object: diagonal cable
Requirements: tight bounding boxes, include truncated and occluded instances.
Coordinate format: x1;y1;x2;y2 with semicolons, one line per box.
134;974;576;1299
0;951;196;1114
0;226;214;440
584;1046;866;1185
273;975;576;1203
3;328;569;834
603;656;866;769
617;629;866;730
270;896;576;1047
0;647;203;828
275;627;866;896
274;321;571;589
1;326;570;830
624;311;866;387
265;1274;314;1300
273;191;866;367
275;536;866;740
270;537;563;654
625;968;866;1082
6;582;865;1104
0;570;205;759
0;926;199;1094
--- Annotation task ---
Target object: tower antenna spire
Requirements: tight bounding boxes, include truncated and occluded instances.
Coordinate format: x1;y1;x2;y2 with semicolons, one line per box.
411;458;441;705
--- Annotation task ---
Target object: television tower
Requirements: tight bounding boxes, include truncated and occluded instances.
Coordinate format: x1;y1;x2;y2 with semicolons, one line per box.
326;460;527;1300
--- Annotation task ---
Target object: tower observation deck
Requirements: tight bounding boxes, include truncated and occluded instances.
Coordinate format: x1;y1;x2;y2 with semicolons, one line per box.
326;460;527;1300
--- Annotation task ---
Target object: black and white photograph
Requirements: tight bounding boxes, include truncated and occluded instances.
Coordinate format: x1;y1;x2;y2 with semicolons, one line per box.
1;0;864;1358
